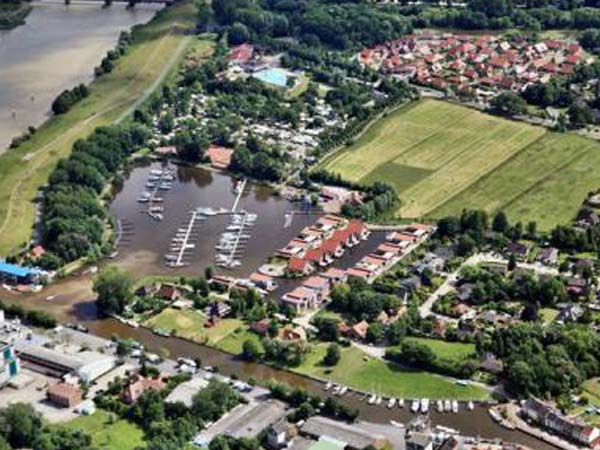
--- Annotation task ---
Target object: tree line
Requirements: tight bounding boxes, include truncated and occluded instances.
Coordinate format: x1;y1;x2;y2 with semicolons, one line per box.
40;124;151;267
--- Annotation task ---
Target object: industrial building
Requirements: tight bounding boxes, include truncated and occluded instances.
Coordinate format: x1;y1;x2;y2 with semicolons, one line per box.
16;344;116;383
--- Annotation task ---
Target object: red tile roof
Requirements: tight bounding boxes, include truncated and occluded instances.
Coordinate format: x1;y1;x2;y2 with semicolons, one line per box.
206;145;234;169
288;257;310;272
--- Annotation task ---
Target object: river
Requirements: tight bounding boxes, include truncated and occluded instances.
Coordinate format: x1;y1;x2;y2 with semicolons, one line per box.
0;0;160;152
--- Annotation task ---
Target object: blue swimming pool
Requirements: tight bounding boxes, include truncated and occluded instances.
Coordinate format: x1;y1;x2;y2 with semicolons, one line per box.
253;68;290;88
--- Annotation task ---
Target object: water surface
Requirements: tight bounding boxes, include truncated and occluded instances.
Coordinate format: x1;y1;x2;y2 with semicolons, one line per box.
0;1;159;151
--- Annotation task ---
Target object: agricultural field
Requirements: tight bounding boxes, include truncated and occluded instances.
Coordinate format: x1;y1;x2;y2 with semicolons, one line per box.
0;1;213;254
319;99;600;230
295;344;489;400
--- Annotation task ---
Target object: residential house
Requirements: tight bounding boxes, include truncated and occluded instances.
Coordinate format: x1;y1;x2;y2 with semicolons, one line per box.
249;272;278;292
157;284;181;302
279;326;307;342
347;267;376;283
122;374;166;404
348;320;369;341
287;257;314;277
538;247;559;266
281;287;318;313
207;301;232;321
505;241;529;260
321;267;348;285
304;248;332;268
302;276;331;303
522;398;600;448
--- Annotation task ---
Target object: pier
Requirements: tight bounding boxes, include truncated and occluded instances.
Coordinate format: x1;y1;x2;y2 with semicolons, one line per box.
230;178;247;213
171;211;198;267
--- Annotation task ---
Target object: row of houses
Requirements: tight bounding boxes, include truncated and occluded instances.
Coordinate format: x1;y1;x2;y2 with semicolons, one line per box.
280;223;433;314
280;215;371;277
522;398;600;448
358;31;588;95
345;224;433;283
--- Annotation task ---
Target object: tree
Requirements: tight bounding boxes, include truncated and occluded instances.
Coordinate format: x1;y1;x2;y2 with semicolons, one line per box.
323;343;341;366
0;403;41;449
366;322;384;344
228;22;250;46
490;92;527;116
567;102;594;129
492;211;509;233
242;339;261;361
93;266;132;316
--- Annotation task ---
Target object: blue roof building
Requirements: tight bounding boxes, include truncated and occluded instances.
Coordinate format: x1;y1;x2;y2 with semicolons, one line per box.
0;261;42;284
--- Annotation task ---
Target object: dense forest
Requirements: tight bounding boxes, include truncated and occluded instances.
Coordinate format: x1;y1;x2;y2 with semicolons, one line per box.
201;0;600;50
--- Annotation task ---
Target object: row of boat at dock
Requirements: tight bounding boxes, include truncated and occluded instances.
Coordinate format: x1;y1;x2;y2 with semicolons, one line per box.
164;210;205;268
324;382;474;414
214;210;257;269
137;168;175;221
214;179;255;270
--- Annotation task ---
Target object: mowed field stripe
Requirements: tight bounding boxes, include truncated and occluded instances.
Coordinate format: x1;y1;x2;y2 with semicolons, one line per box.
321;100;472;179
429;133;600;230
399;124;545;217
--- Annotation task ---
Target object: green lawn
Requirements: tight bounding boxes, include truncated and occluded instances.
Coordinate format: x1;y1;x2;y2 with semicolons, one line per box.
144;308;242;346
216;326;264;355
539;307;559;324
63;410;145;450
403;337;476;362
0;1;214;254
295;344;489;400
318;99;600;231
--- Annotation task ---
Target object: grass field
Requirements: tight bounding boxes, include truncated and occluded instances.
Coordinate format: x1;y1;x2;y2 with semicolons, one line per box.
144;308;243;346
403;337;476;362
0;1;214;254
295;344;489;400
319;99;600;230
63;410;145;450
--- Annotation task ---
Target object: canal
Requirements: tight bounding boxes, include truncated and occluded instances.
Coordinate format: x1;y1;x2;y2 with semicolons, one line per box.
0;0;160;152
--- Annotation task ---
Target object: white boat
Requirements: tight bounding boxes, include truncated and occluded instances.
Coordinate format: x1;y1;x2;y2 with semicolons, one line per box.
387;398;397;408
146;182;156;188
398;398;404;408
226;225;242;231
338;386;348;396
436;400;444;413
444;400;451;412
375;396;382;406
368;394;377;405
332;385;340;395
247;213;257;220
324;381;332;391
410;400;419;413
149;206;163;212
451;401;459;413
153;197;164;203
159;184;172;190
137;194;151;203
467;401;474;411
420;398;429;414
229;261;242;268
390;420;404;429
164;255;177;261
150;169;164;175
